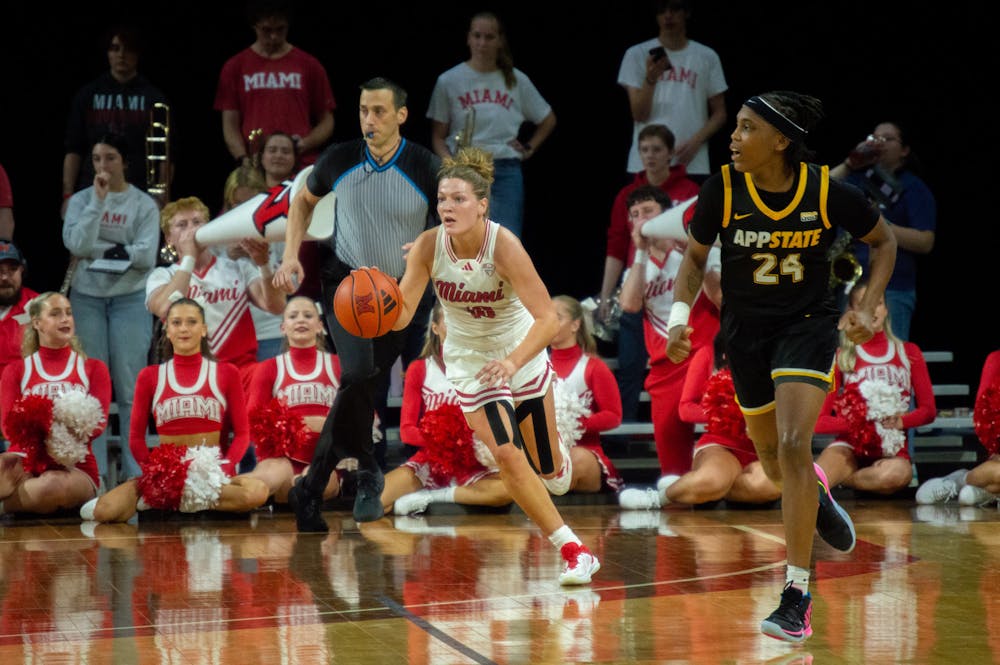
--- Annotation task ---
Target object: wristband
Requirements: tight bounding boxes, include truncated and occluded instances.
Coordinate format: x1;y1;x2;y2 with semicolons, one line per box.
633;249;648;265
177;255;196;273
667;301;691;330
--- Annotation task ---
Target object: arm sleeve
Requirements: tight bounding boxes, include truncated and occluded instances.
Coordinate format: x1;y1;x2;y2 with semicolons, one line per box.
0;361;24;437
580;358;622;433
86;359;113;436
129;367;156;464
678;345;713;423
901;344;937;429
398;359;428;447
247;358;277;413
606;187;630;262
977;350;1000;401
62;192;107;258
221;363;250;473
814;366;847;435
124;193;162;270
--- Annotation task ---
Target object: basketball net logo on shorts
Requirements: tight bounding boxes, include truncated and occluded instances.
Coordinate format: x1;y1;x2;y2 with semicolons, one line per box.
250;183;293;236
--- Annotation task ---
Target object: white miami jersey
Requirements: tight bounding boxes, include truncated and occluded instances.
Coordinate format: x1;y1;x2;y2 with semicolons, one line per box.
556;354;594;412
151;358;227;430
20;351;90;398
146;256;261;367
432;220;533;352
272;349;340;418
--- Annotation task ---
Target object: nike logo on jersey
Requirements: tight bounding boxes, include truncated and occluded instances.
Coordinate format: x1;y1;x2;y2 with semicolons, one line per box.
734;212;753;220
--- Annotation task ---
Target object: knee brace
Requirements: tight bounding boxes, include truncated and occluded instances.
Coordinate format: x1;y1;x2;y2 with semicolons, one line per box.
515;396;556;474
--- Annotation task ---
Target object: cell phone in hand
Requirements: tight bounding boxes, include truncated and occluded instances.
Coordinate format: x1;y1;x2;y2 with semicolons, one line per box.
649;46;672;69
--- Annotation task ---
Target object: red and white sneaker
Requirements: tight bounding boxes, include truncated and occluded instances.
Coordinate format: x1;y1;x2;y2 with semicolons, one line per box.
558;542;601;585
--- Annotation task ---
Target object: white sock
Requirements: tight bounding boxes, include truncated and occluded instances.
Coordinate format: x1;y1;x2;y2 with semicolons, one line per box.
427;487;456;503
786;565;810;594
136;497;151;511
548;524;581;550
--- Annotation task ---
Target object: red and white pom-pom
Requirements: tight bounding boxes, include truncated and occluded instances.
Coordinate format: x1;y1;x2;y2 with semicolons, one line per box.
249;398;310;460
137;445;229;512
472;436;497;470
858;379;908;457
553;377;590;447
701;368;751;442
974;384;1000;456
45;390;104;468
419;403;483;484
178;446;230;513
4;394;55;475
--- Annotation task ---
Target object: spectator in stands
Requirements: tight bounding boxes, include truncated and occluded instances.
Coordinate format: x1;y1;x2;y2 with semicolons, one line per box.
145;196;286;392
619;333;780;509
0;162;15;239
617;0;728;181
236;296;344;506
618;185;720;478
63;133;161;484
427;10;556;239
383;300;512;516
80;297;268;523
597;123;700;420
0;241;38;394
548;295;625;495
830;121;936;340
214;0;335;168
916;349;1000;506
814;281;936;495
62;24;170;215
0;292;110;515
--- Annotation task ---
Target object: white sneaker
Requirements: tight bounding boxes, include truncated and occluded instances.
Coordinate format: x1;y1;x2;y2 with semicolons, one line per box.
656;474;681;504
393;515;456;536
541;447;573;496
915;478;960;505
914;504;960;525
393;490;432;516
619;487;661;510
959;484;998;506
79;521;98;538
558;542;600;585
79;497;99;521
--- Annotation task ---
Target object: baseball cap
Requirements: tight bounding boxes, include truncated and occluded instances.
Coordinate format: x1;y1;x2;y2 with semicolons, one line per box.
0;240;25;265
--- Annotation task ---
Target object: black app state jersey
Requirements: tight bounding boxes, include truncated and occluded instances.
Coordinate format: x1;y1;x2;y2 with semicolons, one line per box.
716;162;839;320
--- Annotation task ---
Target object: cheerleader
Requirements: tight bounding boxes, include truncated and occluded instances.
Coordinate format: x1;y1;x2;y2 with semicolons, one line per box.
237;296;343;504
81;298;268;522
0;292;110;514
548;295;624;494
815;281;935;495
385;300;512;516
619;333;780;509
916;349;1000;506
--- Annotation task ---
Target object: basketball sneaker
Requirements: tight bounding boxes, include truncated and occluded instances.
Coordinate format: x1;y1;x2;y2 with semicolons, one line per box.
393;490;432;516
814;463;856;552
558;542;601;585
288;477;329;533
760;582;813;642
353;469;385;522
618;487;661;510
958;484;999;507
915;469;967;504
79;497;98;521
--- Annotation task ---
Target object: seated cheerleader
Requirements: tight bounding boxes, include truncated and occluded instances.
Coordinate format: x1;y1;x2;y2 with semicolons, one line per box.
236;296;343;504
619;333;781;509
548;295;624;494
814;281;935;495
81;298;268;522
384;300;513;516
0;292;111;515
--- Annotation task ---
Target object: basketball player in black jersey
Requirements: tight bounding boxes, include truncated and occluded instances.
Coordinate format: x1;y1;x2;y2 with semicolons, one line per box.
665;91;897;642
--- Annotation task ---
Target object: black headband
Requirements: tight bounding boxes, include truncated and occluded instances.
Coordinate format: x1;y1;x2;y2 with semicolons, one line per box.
744;96;807;143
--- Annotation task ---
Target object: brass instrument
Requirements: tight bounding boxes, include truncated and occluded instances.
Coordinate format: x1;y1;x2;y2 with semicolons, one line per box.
591;288;624;343
828;231;862;292
146;102;170;201
454;107;476;151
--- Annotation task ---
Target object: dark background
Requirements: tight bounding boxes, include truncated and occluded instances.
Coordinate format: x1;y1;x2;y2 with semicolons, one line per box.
1;1;991;393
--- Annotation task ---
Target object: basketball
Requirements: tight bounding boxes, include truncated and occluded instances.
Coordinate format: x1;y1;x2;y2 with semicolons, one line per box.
333;267;402;338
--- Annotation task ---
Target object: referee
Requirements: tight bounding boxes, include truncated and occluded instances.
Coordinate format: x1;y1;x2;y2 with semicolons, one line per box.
274;76;441;531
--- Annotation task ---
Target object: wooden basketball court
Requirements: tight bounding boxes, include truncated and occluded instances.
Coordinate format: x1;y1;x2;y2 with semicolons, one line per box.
1;496;996;664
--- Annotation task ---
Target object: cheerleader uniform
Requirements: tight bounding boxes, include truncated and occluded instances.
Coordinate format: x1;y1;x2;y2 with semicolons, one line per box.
548;345;624;492
398;357;498;487
815;331;935;463
247;345;341;474
0;345;111;487
129;353;249;474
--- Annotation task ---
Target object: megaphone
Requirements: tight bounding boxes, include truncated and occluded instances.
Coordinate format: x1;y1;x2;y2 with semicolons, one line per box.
195;165;335;246
640;195;697;241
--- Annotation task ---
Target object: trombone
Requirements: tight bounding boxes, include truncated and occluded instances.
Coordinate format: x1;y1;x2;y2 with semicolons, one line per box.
453;107;476;151
146;102;170;202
